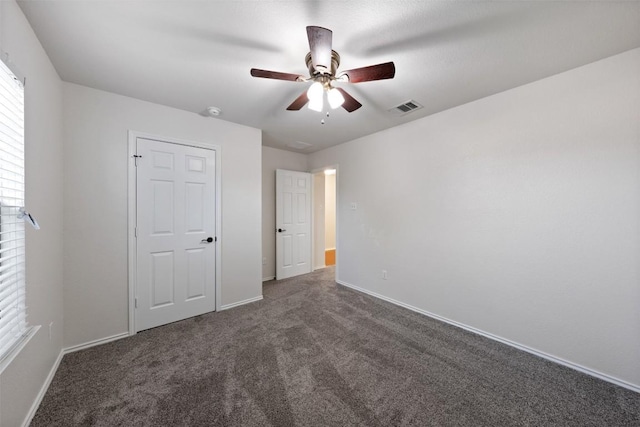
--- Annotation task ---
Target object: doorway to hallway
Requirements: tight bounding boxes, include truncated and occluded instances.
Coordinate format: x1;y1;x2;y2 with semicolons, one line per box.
312;167;337;271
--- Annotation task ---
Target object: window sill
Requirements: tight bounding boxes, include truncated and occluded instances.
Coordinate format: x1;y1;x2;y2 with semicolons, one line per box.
0;325;40;375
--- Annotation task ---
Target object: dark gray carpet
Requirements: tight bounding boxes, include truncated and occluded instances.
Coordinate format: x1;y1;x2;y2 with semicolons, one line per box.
32;267;640;426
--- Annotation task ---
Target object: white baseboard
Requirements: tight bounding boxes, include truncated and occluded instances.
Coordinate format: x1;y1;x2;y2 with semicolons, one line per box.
21;331;133;425
262;276;275;282
63;332;130;355
220;295;263;311
337;279;640;394
21;349;64;427
313;265;326;271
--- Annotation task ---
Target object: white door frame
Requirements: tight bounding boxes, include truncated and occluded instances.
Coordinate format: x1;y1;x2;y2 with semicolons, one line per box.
310;164;339;280
127;130;222;335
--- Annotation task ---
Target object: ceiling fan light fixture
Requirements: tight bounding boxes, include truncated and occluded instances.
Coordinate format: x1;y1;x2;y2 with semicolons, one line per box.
327;87;345;109
308;96;323;112
307;81;323;101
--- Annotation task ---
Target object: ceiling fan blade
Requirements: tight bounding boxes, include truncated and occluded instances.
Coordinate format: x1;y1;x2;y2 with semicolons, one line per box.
306;26;332;74
250;68;304;81
286;91;309;110
336;88;362;112
339;62;396;83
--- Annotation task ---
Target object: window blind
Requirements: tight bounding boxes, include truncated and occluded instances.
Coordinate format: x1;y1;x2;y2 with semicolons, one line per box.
0;56;26;361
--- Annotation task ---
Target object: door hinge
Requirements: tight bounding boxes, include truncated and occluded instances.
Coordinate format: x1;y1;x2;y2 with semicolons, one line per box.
132;154;142;166
134;227;137;238
135;298;138;308
215;236;217;242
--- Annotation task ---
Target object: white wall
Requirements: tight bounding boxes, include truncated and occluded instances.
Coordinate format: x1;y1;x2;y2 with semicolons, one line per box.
309;48;640;389
63;83;262;348
324;174;336;250
261;146;308;280
0;1;64;426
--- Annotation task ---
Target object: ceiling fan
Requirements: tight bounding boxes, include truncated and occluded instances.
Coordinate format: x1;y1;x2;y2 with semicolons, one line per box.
250;26;395;113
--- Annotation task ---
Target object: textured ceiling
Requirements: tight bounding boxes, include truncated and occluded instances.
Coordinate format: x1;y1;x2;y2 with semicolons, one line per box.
17;0;640;153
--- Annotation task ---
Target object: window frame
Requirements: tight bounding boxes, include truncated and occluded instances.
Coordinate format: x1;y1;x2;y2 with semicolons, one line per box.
0;53;38;374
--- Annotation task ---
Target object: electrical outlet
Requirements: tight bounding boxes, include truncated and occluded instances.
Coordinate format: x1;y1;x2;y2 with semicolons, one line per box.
262;257;267;265
350;202;357;210
382;270;388;280
49;321;54;340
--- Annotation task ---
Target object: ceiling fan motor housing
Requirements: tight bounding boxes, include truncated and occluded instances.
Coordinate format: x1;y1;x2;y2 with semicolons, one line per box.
306;50;341;78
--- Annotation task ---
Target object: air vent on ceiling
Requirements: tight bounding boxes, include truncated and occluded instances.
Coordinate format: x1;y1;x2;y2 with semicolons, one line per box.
286;141;313;150
389;100;423;116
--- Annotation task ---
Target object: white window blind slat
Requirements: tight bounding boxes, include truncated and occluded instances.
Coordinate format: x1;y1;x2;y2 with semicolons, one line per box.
0;229;23;239
0;150;23;162
0;97;22;116
0;288;24;313
0;319;27;349
0;87;23;106
0;90;23;111
0;245;24;262
0;301;26;336
0;103;24;125
0;129;24;146
0;278;21;296
0;129;23;149
0;56;28;363
0;149;22;165
0;259;25;276
0;328;24;351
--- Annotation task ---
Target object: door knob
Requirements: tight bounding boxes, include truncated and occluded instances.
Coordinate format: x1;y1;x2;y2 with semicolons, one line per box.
201;237;214;243
277;228;286;233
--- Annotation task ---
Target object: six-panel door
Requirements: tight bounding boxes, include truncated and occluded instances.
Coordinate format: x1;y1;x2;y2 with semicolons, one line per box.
136;138;216;331
276;169;311;280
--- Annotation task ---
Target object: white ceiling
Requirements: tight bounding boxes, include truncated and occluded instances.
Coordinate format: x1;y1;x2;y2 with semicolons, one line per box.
17;0;640;153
